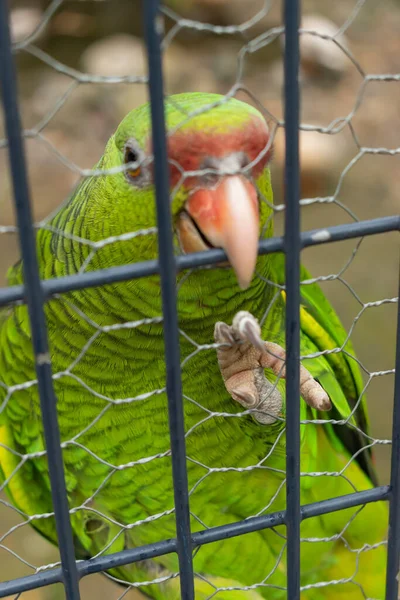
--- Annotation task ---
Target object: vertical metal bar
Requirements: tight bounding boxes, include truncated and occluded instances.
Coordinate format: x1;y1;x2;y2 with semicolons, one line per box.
142;2;194;599
385;276;400;600
283;0;301;598
0;4;81;599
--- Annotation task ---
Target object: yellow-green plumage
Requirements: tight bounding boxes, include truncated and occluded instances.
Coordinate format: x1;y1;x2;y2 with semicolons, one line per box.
0;93;387;598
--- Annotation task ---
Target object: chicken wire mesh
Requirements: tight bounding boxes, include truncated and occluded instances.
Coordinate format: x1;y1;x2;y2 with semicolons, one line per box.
0;0;399;599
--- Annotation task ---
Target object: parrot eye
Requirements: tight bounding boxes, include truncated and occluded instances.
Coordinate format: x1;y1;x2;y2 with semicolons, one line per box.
123;139;149;187
124;145;141;178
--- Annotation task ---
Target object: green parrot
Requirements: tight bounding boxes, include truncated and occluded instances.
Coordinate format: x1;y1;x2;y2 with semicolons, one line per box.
0;92;387;599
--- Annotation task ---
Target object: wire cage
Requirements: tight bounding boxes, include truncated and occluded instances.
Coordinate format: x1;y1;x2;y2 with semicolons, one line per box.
0;0;399;599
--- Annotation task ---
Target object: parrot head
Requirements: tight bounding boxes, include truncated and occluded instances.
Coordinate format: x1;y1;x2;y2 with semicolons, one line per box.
52;93;274;294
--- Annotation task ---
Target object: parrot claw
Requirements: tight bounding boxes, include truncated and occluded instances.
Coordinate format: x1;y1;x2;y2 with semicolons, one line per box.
232;311;265;352
214;321;237;345
215;314;283;424
214;311;332;423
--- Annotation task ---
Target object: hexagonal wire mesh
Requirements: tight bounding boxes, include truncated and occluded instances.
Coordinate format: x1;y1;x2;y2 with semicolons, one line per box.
0;0;399;599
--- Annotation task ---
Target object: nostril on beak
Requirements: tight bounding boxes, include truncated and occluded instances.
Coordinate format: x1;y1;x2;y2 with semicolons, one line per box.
200;157;220;187
201;152;250;178
238;152;250;169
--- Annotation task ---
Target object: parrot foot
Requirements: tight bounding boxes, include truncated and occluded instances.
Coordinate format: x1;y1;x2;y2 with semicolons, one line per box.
214;311;331;424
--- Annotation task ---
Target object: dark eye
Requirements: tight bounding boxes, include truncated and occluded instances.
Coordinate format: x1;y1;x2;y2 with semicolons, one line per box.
125;147;138;164
123;139;151;188
124;145;142;179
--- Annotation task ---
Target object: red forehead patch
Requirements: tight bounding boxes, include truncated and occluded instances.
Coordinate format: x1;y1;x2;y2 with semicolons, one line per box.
164;116;272;188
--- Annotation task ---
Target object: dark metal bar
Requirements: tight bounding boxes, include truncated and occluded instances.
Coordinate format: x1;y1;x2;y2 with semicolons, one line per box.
0;215;398;308
0;4;81;599
142;2;194;599
283;0;301;598
385;273;400;600
0;486;390;597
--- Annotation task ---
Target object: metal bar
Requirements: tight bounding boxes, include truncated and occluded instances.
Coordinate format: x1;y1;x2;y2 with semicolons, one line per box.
0;4;81;599
0;485;390;597
385;273;400;599
142;2;194;599
283;0;301;598
0;215;398;308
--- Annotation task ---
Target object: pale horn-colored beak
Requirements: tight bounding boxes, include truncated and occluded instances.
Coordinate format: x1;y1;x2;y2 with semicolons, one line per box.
184;175;259;289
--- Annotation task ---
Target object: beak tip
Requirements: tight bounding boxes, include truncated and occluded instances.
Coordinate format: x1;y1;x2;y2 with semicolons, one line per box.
236;270;254;290
238;278;251;290
233;252;258;290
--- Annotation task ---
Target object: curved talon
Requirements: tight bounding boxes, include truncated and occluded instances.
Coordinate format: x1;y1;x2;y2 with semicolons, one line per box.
233;388;257;408
232;311;265;352
214;322;236;345
215;311;332;423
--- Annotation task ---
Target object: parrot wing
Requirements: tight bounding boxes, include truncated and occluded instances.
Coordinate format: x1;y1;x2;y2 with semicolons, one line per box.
0;260;91;556
271;252;377;486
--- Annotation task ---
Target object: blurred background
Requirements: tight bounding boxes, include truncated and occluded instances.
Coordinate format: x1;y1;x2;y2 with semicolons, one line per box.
0;0;398;597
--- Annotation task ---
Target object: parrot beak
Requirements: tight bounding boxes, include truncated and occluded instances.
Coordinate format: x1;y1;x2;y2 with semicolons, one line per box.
176;175;259;289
